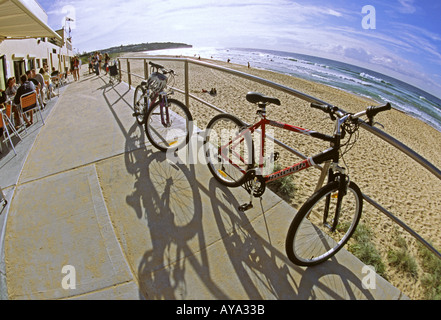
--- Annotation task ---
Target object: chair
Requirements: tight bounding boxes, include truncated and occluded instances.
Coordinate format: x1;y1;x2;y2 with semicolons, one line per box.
0;185;7;207
58;73;67;87
51;75;60;95
44;80;51;100
0;102;22;155
19;91;45;133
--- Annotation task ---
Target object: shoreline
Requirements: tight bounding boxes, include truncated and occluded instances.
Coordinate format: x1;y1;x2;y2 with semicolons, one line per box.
131;50;441;135
122;53;441;300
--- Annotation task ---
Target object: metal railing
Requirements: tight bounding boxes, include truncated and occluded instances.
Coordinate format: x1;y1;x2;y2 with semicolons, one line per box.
118;56;441;260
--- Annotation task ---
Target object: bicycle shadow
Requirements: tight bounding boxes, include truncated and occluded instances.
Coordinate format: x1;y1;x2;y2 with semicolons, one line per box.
122;123;230;299
207;179;376;300
96;75;377;300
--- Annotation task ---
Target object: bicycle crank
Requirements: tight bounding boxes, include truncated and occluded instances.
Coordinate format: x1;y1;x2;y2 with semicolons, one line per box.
238;170;266;212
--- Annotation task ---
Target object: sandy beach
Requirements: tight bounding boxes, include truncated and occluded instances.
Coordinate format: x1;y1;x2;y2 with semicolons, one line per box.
121;53;441;300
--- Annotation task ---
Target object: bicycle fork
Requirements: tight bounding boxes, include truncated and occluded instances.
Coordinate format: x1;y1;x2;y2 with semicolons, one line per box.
159;94;171;127
323;168;349;232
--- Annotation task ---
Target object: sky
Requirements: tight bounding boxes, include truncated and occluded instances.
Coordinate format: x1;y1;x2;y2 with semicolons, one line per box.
38;0;441;99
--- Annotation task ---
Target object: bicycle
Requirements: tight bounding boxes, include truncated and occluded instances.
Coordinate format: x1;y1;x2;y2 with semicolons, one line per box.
204;91;391;266
133;61;193;152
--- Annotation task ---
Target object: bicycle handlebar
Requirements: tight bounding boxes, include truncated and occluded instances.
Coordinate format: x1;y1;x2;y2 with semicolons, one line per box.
149;61;176;76
311;103;336;114
149;61;164;70
366;103;392;119
310;102;391;124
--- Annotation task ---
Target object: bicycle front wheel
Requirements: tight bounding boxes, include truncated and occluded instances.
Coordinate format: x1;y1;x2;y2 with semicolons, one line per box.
134;85;150;125
286;181;363;266
144;98;193;152
204;114;253;187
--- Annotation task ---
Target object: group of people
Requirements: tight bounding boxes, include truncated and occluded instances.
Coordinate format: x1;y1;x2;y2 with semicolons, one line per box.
88;52;111;76
0;64;58;131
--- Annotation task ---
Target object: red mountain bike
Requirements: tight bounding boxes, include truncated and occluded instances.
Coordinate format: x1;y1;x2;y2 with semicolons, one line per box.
204;92;391;266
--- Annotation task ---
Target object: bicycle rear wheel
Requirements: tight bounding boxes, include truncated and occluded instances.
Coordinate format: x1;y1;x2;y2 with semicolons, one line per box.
285;181;363;266
204;114;253;187
144;98;193;152
134;85;150;125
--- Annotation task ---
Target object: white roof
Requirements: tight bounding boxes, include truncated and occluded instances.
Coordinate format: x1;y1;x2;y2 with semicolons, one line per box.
0;0;62;41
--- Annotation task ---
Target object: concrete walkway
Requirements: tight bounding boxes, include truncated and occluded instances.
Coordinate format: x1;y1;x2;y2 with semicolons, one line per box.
0;70;407;300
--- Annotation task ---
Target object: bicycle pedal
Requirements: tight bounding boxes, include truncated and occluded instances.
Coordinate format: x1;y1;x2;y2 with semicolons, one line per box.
238;203;253;212
132;112;141;117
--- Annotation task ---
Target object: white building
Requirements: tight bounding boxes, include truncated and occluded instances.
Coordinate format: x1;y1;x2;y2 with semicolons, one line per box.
0;0;74;90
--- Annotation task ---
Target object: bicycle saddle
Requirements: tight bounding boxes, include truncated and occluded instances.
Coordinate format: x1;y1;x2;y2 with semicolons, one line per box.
246;92;281;106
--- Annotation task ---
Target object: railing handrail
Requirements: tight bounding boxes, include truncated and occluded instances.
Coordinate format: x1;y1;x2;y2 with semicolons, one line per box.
118;56;441;259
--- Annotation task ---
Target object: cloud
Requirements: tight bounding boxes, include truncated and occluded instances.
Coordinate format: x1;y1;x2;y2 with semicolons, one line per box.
46;0;351;52
42;0;441;97
398;0;417;14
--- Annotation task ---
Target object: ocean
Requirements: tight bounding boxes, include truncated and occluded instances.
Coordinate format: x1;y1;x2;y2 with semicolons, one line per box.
145;47;441;133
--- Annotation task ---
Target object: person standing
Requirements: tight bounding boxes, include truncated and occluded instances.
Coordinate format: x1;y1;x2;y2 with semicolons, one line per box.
94;52;100;75
73;57;80;81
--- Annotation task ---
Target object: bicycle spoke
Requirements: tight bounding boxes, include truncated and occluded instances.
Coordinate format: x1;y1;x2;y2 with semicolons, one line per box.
286;181;362;266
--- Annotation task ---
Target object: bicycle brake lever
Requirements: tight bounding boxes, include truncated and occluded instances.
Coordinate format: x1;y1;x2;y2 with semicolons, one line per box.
373;121;385;129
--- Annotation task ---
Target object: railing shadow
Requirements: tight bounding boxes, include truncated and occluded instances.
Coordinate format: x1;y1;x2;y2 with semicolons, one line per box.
206;178;375;300
97;71;377;300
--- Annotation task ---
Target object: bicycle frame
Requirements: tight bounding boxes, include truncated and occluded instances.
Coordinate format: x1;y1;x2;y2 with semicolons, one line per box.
219;113;342;184
143;90;171;127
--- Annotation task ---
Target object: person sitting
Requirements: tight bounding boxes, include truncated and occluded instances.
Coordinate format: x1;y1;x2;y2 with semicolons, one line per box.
51;67;60;88
0;89;6;106
13;74;36;126
5;77;20;128
26;70;46;109
26;70;40;88
31;69;47;108
0;89;6;136
51;67;59;77
5;77;18;97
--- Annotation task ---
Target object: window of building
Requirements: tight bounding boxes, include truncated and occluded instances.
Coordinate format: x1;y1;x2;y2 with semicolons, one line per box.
28;58;35;71
13;60;25;79
0;55;6;91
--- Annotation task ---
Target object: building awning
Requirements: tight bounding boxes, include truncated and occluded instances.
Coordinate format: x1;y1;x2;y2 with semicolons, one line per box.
0;0;62;41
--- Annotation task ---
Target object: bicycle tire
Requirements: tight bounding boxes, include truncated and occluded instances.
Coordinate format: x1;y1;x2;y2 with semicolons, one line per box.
133;85;149;125
144;98;193;152
204;113;253;187
285;180;363;266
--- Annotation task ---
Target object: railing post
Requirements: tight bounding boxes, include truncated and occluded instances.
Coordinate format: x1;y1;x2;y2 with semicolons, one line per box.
185;60;190;108
127;59;131;87
118;59;122;82
144;59;148;80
